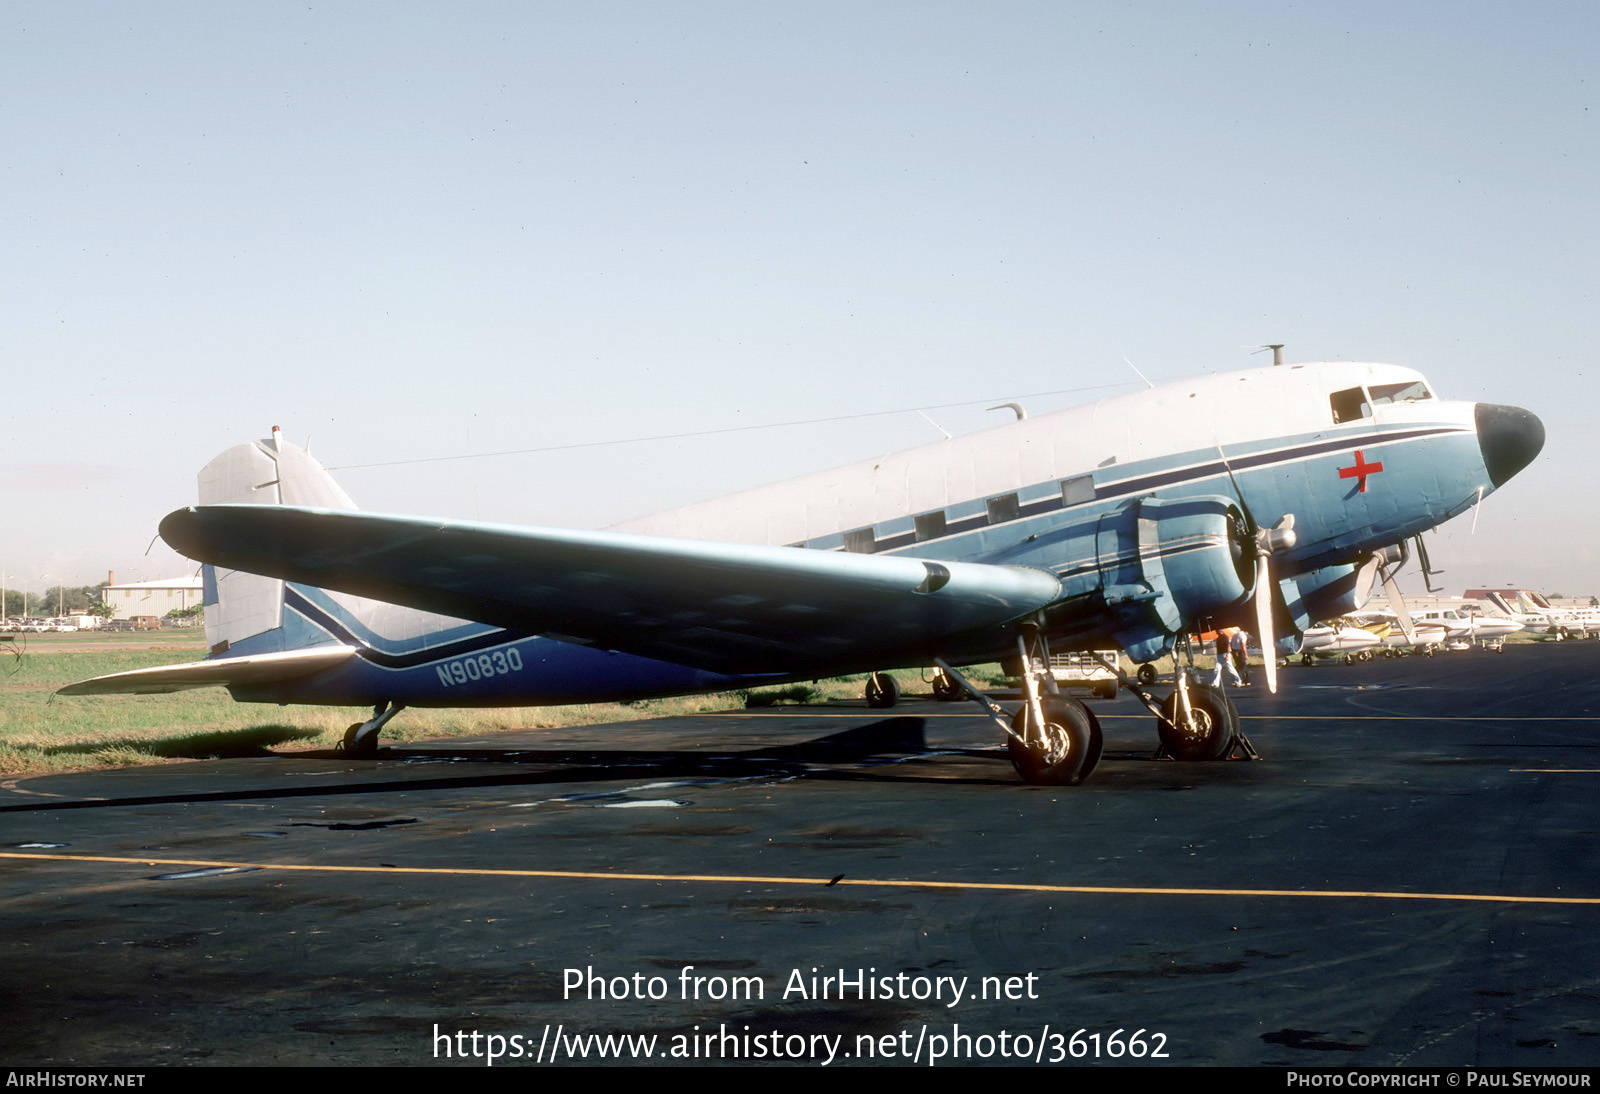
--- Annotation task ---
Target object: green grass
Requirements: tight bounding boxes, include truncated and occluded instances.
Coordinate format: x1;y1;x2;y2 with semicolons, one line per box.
0;637;974;778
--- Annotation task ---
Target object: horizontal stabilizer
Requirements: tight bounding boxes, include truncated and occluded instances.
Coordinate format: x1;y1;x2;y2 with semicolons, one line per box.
158;505;1064;674
58;646;357;696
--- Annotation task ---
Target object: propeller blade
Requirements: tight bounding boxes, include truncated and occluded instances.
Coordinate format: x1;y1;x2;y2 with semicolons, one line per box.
1254;548;1278;694
1379;560;1418;644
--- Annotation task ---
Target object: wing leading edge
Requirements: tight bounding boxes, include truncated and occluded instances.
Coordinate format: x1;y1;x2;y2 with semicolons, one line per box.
159;505;1062;676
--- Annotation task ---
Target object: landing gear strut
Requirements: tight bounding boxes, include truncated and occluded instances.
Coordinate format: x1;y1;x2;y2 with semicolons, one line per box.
1157;682;1237;761
1007;695;1102;785
934;624;1103;786
1090;640;1256;762
340;700;405;757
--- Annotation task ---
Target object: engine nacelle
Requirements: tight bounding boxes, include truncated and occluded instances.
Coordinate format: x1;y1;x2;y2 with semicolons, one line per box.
1277;556;1381;633
1038;495;1255;663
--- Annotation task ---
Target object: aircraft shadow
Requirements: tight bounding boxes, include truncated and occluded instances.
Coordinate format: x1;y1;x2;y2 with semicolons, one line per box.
0;716;1023;813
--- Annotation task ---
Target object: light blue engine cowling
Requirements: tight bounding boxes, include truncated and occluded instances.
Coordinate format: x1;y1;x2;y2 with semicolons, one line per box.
1029;494;1254;663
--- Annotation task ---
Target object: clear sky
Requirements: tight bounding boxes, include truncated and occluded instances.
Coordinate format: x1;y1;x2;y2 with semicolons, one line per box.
3;2;1595;599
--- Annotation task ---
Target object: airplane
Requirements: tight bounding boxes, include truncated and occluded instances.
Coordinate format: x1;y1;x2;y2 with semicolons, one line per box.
1296;619;1385;664
1347;609;1450;657
1410;605;1524;648
61;358;1544;785
1464;589;1599;641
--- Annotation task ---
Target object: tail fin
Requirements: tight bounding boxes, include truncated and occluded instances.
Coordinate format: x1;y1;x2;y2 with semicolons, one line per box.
198;426;356;654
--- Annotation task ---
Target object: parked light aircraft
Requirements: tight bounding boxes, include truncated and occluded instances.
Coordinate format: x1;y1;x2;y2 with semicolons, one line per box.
1348;609;1450;656
62;360;1543;785
1464;589;1598;640
1297;620;1385;664
1412;605;1524;646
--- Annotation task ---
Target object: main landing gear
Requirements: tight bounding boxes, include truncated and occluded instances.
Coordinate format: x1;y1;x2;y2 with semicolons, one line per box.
864;672;902;708
935;625;1103;786
339;700;406;757
935;630;1257;786
1134;637;1255;763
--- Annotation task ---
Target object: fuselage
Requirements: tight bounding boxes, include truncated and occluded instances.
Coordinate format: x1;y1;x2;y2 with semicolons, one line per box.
216;361;1543;706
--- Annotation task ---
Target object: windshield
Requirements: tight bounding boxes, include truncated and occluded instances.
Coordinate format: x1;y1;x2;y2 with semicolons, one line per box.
1369;380;1432;405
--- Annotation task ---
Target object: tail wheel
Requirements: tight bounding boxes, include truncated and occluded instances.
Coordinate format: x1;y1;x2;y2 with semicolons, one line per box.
1009;697;1102;786
341;722;378;758
1157;684;1237;761
1137;663;1158;686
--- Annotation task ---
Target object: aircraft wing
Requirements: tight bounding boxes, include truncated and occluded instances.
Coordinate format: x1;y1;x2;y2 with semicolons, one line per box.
57;646;358;695
159;505;1063;675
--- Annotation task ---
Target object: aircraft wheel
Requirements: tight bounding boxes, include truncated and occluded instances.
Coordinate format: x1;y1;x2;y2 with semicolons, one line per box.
1157;684;1236;761
1008;697;1102;785
1301;654;1312;666
1343;653;1354;665
931;671;962;702
1425;646;1436;658
865;672;901;708
341;722;378;758
1137;663;1158;686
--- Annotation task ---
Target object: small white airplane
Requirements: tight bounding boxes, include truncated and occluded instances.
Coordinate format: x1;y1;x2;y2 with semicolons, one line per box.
1347;609;1450;657
62;358;1543;785
1297;620;1385;664
1411;606;1524;646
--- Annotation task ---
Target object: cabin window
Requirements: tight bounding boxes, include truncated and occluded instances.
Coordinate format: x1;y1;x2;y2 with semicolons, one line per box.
914;511;947;542
1369;380;1432;405
1330;387;1371;424
1060;474;1094;505
842;528;876;554
985;493;1020;525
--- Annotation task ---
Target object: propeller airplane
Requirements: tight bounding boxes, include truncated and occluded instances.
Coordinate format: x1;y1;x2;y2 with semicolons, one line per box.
61;358;1544;785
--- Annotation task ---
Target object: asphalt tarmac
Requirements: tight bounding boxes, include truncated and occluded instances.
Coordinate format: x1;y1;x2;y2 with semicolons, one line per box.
2;641;1599;1068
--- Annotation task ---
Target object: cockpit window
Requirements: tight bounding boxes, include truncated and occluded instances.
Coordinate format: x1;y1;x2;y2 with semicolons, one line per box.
1330;387;1371;424
1369;380;1432;405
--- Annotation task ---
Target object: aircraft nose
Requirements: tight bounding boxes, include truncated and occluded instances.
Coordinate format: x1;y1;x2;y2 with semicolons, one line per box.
1476;403;1544;488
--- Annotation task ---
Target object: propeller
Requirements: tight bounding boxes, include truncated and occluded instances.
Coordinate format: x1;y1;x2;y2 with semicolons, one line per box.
1216;445;1295;694
1375;543;1416;645
1251;515;1297;694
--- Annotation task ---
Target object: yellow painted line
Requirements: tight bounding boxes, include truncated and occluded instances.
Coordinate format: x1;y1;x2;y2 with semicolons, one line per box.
3;852;1595;906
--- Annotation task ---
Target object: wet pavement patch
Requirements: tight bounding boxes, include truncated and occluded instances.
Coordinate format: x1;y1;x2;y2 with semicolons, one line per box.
289;818;418;831
1261;1028;1367;1052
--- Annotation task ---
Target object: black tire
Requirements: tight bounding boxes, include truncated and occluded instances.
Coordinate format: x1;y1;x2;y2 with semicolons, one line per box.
865;672;901;708
1301;653;1312;666
931;671;962;702
341;722;378;757
1008;696;1102;785
1137;663;1158;686
1157;684;1236;761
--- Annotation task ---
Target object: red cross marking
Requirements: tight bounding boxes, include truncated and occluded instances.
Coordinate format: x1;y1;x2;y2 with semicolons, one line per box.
1338;449;1385;493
